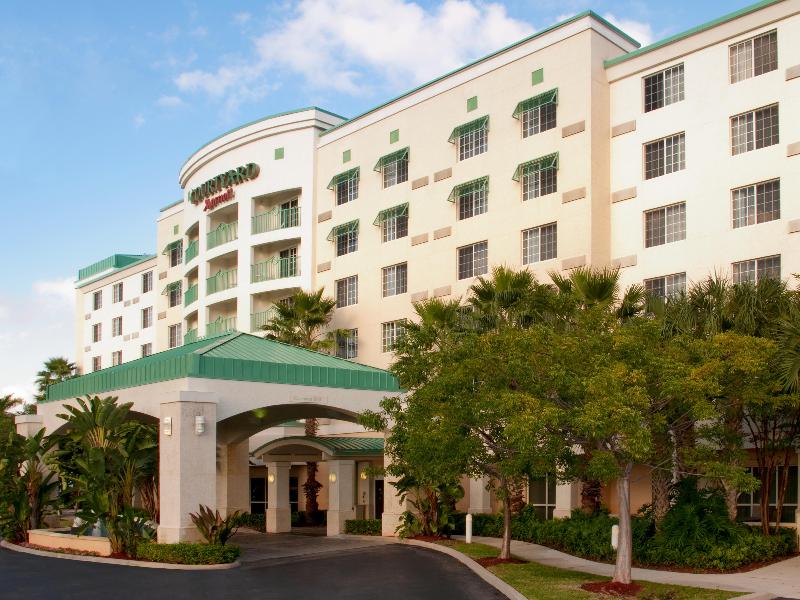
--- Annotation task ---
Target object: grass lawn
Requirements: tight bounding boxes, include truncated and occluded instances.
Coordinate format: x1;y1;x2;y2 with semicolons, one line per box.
437;541;743;600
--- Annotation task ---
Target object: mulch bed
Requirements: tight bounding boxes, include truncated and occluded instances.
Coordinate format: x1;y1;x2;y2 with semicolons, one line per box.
476;557;526;567
17;542;102;557
580;582;643;597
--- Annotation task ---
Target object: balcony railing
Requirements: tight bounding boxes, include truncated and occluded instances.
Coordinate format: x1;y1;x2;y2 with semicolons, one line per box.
207;267;238;294
251;257;299;283
252;206;300;235
206;315;236;338
250;307;278;332
185;239;199;264
184;283;198;307
207;221;238;250
184;328;199;345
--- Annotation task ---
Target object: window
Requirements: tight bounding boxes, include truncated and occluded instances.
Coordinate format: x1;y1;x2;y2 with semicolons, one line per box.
644;133;685;180
141;343;152;358
382;212;408;242
731;104;779;155
336;177;358;206
168;282;182;308
737;466;797;524
644;273;687;299
92;356;102;372
92;291;102;310
643;64;684;112
112;351;122;367
732;179;780;228
382;263;408;297
458;187;487;220
458;126;487;161
730;30;777;83
522;223;557;264
280;199;299;228
92;323;102;343
732;255;781;284
522;165;557;200
458;241;488;280
529;473;557;520
142;271;153;294
112;282;123;303
141;307;153;329
382;156;408;188
381;320;406;353
279;247;298;278
336;228;358;256
336;329;358;359
112;316;123;337
336;276;358;307
169;241;183;267
250;477;266;515
645;202;686;248
168;324;182;349
522;102;556;138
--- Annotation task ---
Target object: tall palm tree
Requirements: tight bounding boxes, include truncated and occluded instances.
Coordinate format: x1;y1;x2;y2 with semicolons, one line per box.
35;357;77;402
468;266;553;331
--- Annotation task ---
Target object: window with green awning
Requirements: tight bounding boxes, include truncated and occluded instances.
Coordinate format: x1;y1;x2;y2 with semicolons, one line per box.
512;153;559;181
373;148;409;172
512;89;558;119
373;203;409;226
448;116;489;144
326;167;360;190
162;240;182;255
162;281;181;295
447;176;489;202
327;220;359;242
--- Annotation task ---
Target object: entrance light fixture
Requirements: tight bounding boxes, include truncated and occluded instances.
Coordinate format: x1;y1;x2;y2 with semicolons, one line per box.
329;473;337;483
195;415;206;434
268;473;275;483
162;417;172;436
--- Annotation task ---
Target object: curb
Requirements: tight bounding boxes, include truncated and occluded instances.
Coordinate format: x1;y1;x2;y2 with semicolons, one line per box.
397;539;527;600
734;594;778;600
0;540;241;571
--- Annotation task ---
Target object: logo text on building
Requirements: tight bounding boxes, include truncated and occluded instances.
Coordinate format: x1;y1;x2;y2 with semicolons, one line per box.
189;163;260;207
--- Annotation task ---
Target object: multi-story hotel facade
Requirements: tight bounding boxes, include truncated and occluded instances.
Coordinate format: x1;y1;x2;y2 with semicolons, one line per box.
66;0;800;531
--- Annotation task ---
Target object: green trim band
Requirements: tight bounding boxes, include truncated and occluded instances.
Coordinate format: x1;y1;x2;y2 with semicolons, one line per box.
448;116;489;144
447;176;489;203
327;167;360;190
373;147;409;172
512;89;558;119
512;153;559;182
373;203;409;226
327;219;360;242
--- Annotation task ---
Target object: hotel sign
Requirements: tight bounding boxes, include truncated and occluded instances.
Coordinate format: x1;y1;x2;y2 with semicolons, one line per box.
189;162;260;211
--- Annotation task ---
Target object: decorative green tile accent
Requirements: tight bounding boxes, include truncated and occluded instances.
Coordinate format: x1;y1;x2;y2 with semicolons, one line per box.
343;149;351;163
532;69;544;86
467;96;478;112
275;147;285;160
389;129;399;144
173;225;179;235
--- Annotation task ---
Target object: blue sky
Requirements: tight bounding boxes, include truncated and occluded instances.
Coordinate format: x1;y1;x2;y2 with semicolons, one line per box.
0;0;755;400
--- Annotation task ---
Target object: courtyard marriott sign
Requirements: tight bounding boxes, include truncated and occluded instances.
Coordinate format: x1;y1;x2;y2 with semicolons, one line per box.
189;162;260;211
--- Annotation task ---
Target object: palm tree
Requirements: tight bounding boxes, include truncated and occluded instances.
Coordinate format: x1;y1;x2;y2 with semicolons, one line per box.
34;357;77;403
468;266;554;331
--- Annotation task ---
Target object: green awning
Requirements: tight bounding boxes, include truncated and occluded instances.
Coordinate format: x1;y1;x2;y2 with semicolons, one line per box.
373;203;409;226
373;147;409;172
327;219;359;242
512;152;559;181
447;176;489;203
326;167;360;190
448;116;489;143
512;89;558;119
162;240;182;255
162;281;181;295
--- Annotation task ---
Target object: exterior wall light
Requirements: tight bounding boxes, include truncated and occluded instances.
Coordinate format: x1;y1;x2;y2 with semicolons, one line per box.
268;473;275;483
195;415;205;435
359;471;368;480
162;417;172;436
329;473;337;483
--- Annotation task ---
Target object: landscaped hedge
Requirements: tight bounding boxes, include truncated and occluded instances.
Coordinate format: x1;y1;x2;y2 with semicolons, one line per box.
344;519;382;536
237;513;266;532
137;543;240;565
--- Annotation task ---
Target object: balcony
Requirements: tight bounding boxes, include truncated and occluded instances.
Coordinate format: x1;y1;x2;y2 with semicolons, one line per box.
251;256;298;284
184;283;198;307
207;267;238;294
184;328;199;345
207;221;238;250
250;307;278;332
252;206;299;235
206;315;236;338
185;239;199;264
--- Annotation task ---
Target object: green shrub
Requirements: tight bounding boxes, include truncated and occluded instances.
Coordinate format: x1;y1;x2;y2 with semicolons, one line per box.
237;513;265;532
137;542;240;565
344;519;382;536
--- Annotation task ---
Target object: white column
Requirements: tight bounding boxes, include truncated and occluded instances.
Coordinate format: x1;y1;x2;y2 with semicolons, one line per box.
216;439;251;516
552;481;580;519
356;461;373;519
157;394;218;543
468;477;493;514
327;459;356;536
266;461;291;533
381;451;409;536
15;414;44;438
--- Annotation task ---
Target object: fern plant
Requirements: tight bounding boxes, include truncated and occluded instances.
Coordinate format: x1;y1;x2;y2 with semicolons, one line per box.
189;505;242;545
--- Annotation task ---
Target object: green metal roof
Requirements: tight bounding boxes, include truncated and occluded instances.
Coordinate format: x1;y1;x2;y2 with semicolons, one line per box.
604;0;784;68
46;333;399;402
256;436;385;457
160;199;183;212
76;254;156;288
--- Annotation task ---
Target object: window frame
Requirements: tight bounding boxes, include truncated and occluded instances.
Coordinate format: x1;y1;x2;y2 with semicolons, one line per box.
112;351;123;367
643;272;687;299
142;271;153;294
522;223;558;265
381;263;408;298
92;323;102;343
730;104;779;156
335;329;358;359
522;166;557;201
521;101;556;138
336;229;359;256
112;282;123;303
458;187;488;221
169;241;183;268
643;63;685;113
644;202;687;248
381;212;409;242
381;320;406;353
731;178;780;229
93;290;102;311
457;241;489;280
644;132;686;180
458;126;488;161
382;156;409;188
92;356;102;372
336;177;359;206
141;343;153;358
729;29;778;84
112;316;123;337
732;255;781;284
335;275;358;307
168;282;183;308
168;323;182;349
141;306;153;329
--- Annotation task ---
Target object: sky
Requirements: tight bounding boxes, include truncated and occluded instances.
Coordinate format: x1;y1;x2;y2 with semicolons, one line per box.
0;0;756;402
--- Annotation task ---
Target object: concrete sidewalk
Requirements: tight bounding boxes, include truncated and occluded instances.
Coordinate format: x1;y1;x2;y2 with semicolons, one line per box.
463;536;800;599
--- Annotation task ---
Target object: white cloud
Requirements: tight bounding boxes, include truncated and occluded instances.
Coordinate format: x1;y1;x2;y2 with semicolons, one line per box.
157;95;184;108
133;113;146;128
602;13;654;47
175;0;534;107
233;12;251;26
190;26;208;37
0;303;7;320
33;277;74;306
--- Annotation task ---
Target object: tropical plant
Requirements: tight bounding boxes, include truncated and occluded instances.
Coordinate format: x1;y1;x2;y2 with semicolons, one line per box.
260;289;337;351
34;357;77;403
189;504;242;545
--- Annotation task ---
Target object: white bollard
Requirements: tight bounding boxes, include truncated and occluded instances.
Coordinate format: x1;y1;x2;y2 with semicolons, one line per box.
611;524;619;550
466;513;473;544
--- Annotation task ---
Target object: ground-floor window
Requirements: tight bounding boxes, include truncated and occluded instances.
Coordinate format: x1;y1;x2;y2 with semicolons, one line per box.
529;473;556;520
290;476;299;514
250;477;266;514
737;465;798;524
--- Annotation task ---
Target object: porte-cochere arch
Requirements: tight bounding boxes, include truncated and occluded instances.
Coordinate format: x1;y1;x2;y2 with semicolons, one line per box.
32;332;403;542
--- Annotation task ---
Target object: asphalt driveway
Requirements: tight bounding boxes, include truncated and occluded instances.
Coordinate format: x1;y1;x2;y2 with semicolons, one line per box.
0;533;506;600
